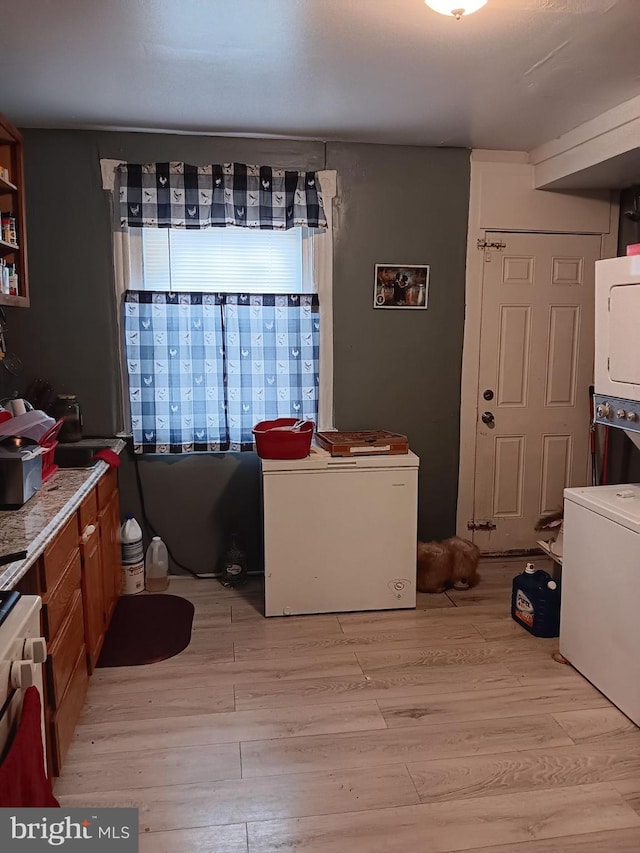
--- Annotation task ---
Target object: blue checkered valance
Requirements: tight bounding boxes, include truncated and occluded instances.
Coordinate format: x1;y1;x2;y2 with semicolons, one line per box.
124;291;320;454
118;162;327;230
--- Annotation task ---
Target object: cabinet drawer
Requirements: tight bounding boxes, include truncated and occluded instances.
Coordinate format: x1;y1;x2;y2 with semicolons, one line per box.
46;589;85;709
97;468;117;509
43;549;81;641
50;646;89;777
79;488;98;531
42;514;79;592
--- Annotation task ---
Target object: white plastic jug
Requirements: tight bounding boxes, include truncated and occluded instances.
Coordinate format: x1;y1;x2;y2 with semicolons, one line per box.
145;536;169;592
121;514;143;565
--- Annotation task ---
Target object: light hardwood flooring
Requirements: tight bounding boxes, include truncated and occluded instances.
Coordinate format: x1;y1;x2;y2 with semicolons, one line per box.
55;560;640;852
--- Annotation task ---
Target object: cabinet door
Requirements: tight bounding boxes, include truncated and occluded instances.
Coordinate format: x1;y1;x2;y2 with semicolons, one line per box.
80;522;104;673
99;489;122;622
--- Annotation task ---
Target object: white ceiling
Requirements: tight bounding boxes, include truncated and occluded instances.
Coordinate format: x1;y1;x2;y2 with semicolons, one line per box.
1;0;639;152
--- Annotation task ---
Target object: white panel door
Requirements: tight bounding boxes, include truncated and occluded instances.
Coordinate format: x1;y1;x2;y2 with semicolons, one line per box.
472;232;601;552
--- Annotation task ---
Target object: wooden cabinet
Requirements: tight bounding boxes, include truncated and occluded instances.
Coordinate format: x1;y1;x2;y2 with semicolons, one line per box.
15;465;122;776
42;550;81;640
51;648;89;775
99;489;122;623
0;113;28;306
80;469;121;673
38;521;87;777
42;515;78;592
80;521;104;673
46;589;85;709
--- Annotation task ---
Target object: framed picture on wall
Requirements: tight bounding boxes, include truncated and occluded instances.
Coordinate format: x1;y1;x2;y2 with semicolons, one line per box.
373;264;430;309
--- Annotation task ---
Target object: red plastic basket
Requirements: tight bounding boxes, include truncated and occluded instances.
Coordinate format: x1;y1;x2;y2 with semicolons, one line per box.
252;418;314;460
39;419;64;483
40;442;58;483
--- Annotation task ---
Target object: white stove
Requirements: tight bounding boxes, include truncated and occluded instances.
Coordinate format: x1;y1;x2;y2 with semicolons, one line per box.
0;594;47;766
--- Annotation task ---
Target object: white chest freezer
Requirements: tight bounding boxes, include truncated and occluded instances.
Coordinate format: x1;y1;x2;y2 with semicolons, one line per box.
261;446;419;616
561;484;640;725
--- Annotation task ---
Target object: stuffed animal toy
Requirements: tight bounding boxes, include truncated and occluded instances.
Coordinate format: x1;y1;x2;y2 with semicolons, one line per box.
417;536;481;594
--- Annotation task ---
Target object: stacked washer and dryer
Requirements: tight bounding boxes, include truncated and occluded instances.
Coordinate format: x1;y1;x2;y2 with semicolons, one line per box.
561;254;640;726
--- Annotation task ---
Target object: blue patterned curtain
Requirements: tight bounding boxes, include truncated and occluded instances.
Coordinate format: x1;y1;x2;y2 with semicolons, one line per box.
224;294;319;446
118;162;327;231
124;292;226;453
124;291;319;454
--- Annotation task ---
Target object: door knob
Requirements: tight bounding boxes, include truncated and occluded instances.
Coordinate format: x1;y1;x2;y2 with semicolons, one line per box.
481;411;495;426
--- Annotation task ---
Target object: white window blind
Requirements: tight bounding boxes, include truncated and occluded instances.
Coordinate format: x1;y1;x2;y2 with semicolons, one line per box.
141;227;308;292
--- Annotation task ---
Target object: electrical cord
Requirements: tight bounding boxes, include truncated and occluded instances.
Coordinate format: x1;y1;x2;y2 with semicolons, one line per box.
131;446;213;580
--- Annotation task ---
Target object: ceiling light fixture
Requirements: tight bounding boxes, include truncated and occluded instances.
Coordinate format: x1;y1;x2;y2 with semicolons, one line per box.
424;0;487;20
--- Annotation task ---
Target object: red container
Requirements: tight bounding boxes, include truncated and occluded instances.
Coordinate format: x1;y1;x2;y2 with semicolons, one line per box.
252;418;314;460
40;442;58;483
39;419;63;483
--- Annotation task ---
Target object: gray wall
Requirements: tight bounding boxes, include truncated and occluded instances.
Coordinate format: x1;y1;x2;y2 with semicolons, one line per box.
327;143;469;539
8;130;469;571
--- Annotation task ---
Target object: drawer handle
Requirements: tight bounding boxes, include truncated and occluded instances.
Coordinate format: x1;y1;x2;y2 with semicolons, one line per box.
81;524;97;543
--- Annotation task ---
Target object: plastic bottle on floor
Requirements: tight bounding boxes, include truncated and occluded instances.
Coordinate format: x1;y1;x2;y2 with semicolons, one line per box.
218;531;248;588
511;561;561;638
120;514;144;594
121;514;143;564
145;536;170;592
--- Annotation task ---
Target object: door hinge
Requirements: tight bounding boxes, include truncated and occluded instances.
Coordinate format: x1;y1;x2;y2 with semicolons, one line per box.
477;238;506;251
467;519;497;531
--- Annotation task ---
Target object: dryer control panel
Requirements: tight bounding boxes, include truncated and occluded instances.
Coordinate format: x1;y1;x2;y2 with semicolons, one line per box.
593;394;640;433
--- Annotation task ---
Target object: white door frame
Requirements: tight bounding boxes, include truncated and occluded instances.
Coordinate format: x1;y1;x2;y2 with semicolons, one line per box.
456;151;619;541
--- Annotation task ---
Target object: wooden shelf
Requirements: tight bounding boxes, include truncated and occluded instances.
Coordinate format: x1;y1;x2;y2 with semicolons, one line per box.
0;238;18;253
0;175;17;193
0;114;28;306
536;539;563;565
0;292;29;307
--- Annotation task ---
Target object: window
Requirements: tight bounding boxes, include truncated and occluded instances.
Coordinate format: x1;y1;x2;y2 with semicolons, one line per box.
140;227;314;294
108;166;336;451
123;288;319;452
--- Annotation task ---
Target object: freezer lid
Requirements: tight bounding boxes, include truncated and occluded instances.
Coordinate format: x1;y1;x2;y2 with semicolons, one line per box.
564;484;640;534
261;445;419;472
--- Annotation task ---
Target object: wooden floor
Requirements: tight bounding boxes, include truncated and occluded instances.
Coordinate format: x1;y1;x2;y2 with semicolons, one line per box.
56;559;640;852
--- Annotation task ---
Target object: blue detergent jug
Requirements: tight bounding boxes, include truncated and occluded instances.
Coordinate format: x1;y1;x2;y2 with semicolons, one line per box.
511;562;561;638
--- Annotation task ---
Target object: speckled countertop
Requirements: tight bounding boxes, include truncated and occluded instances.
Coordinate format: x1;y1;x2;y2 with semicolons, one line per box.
0;439;126;591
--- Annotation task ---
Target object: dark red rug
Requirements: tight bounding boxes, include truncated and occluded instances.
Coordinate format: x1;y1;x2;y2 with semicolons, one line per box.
97;594;195;668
